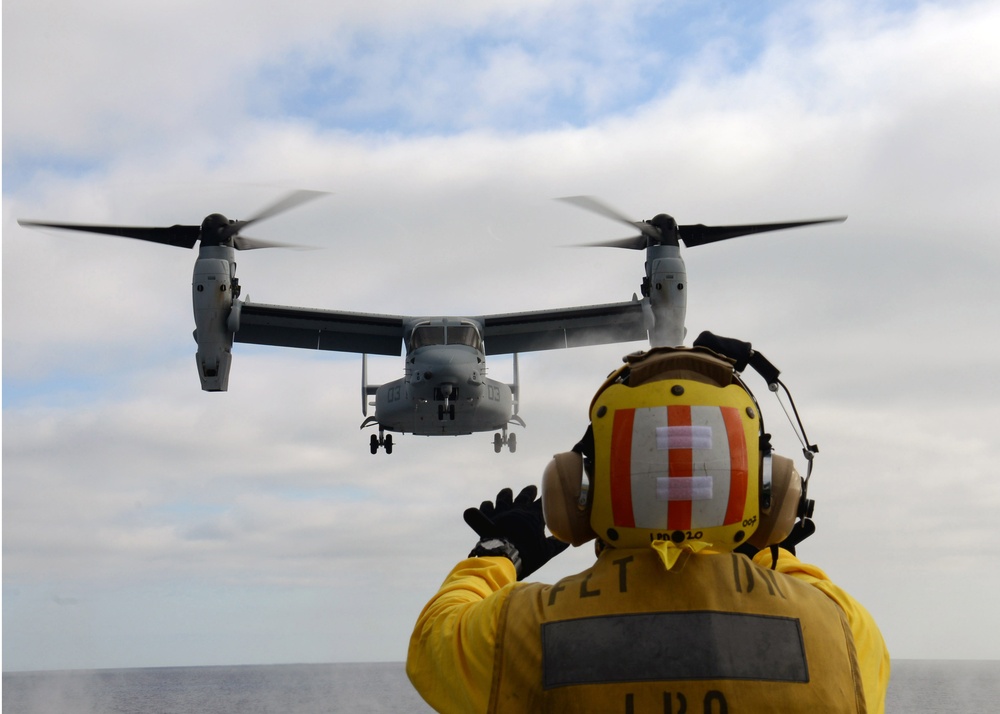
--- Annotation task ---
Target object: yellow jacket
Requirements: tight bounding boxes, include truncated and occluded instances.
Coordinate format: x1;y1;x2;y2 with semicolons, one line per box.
407;547;889;713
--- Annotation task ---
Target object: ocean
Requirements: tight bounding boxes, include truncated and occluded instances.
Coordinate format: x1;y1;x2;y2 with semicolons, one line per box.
3;659;998;713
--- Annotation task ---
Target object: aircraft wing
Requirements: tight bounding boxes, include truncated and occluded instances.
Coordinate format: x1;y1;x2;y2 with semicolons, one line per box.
481;300;648;355
234;301;406;356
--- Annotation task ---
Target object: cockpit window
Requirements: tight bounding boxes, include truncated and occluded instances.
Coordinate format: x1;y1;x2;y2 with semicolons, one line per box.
408;323;482;352
410;326;445;350
448;325;482;349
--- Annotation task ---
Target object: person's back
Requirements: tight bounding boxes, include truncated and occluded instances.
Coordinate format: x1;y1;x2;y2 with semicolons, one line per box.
493;546;866;712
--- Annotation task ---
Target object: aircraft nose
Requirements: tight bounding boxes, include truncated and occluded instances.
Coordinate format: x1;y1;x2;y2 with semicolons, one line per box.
412;346;485;391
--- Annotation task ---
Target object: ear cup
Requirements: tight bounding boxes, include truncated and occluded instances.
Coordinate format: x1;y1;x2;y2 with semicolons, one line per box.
541;452;596;547
747;454;803;549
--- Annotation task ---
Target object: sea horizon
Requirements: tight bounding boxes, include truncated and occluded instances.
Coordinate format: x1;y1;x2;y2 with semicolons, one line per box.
6;656;997;675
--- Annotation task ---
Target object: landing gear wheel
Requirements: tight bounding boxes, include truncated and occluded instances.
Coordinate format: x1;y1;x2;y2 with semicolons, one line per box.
493;433;503;453
508;433;517;453
370;431;393;454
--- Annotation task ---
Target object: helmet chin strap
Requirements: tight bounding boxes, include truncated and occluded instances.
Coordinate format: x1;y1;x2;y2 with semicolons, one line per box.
767;518;818;568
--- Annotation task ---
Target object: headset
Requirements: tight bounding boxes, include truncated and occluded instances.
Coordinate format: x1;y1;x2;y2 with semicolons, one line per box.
542;332;817;553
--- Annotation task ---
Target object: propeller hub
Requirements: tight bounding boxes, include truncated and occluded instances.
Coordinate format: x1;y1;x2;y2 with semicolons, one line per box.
200;213;235;245
649;213;679;245
650;213;677;231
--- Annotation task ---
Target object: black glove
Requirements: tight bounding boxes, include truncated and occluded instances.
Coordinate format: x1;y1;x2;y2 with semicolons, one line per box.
464;485;569;580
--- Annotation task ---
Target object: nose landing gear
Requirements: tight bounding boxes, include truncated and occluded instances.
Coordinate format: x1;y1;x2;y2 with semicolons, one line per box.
437;384;456;420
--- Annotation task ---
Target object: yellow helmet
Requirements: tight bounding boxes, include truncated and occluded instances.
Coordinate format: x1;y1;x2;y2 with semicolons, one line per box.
542;345;805;553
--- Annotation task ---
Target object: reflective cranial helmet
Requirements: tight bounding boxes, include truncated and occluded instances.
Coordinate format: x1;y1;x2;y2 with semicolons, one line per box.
542;346;805;552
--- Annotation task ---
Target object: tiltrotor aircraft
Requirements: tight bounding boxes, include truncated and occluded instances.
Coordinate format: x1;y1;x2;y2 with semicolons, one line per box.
19;192;843;454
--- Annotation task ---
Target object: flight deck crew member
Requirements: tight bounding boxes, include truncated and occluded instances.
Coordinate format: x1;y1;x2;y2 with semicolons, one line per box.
407;342;890;713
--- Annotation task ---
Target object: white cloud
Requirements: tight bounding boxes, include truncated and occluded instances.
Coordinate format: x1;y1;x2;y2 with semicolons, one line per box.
5;0;1000;670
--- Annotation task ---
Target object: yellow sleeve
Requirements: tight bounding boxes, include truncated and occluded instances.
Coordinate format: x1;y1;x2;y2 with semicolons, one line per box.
406;556;518;714
753;548;891;714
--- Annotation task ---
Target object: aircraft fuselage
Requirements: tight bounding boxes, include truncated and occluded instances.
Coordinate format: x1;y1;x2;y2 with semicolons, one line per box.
375;342;513;436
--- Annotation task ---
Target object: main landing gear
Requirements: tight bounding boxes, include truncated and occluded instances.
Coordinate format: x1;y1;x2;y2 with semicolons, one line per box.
370;431;393;455
493;429;517;454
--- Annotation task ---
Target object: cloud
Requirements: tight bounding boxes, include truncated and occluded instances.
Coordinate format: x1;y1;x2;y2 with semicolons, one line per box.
5;0;1000;669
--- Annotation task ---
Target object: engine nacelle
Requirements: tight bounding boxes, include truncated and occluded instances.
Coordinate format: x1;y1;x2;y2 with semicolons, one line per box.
192;252;236;391
645;246;687;348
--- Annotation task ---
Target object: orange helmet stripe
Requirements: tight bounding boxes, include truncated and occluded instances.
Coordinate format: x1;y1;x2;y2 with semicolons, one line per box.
609;408;636;528
722;406;749;525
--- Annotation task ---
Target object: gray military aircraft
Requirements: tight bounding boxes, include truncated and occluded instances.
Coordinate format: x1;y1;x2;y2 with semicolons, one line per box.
19;192;844;454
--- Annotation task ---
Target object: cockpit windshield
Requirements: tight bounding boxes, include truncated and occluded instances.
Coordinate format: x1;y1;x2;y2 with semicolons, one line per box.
408;323;482;352
410;326;445;350
448;325;482;349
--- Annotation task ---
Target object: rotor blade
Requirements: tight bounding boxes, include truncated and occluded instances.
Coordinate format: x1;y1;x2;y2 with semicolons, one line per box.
17;219;200;249
227;190;329;237
233;234;315;251
557;195;660;241
679;217;847;247
571;235;649;250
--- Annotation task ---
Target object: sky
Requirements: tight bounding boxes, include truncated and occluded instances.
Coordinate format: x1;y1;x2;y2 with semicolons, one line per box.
3;0;1000;673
